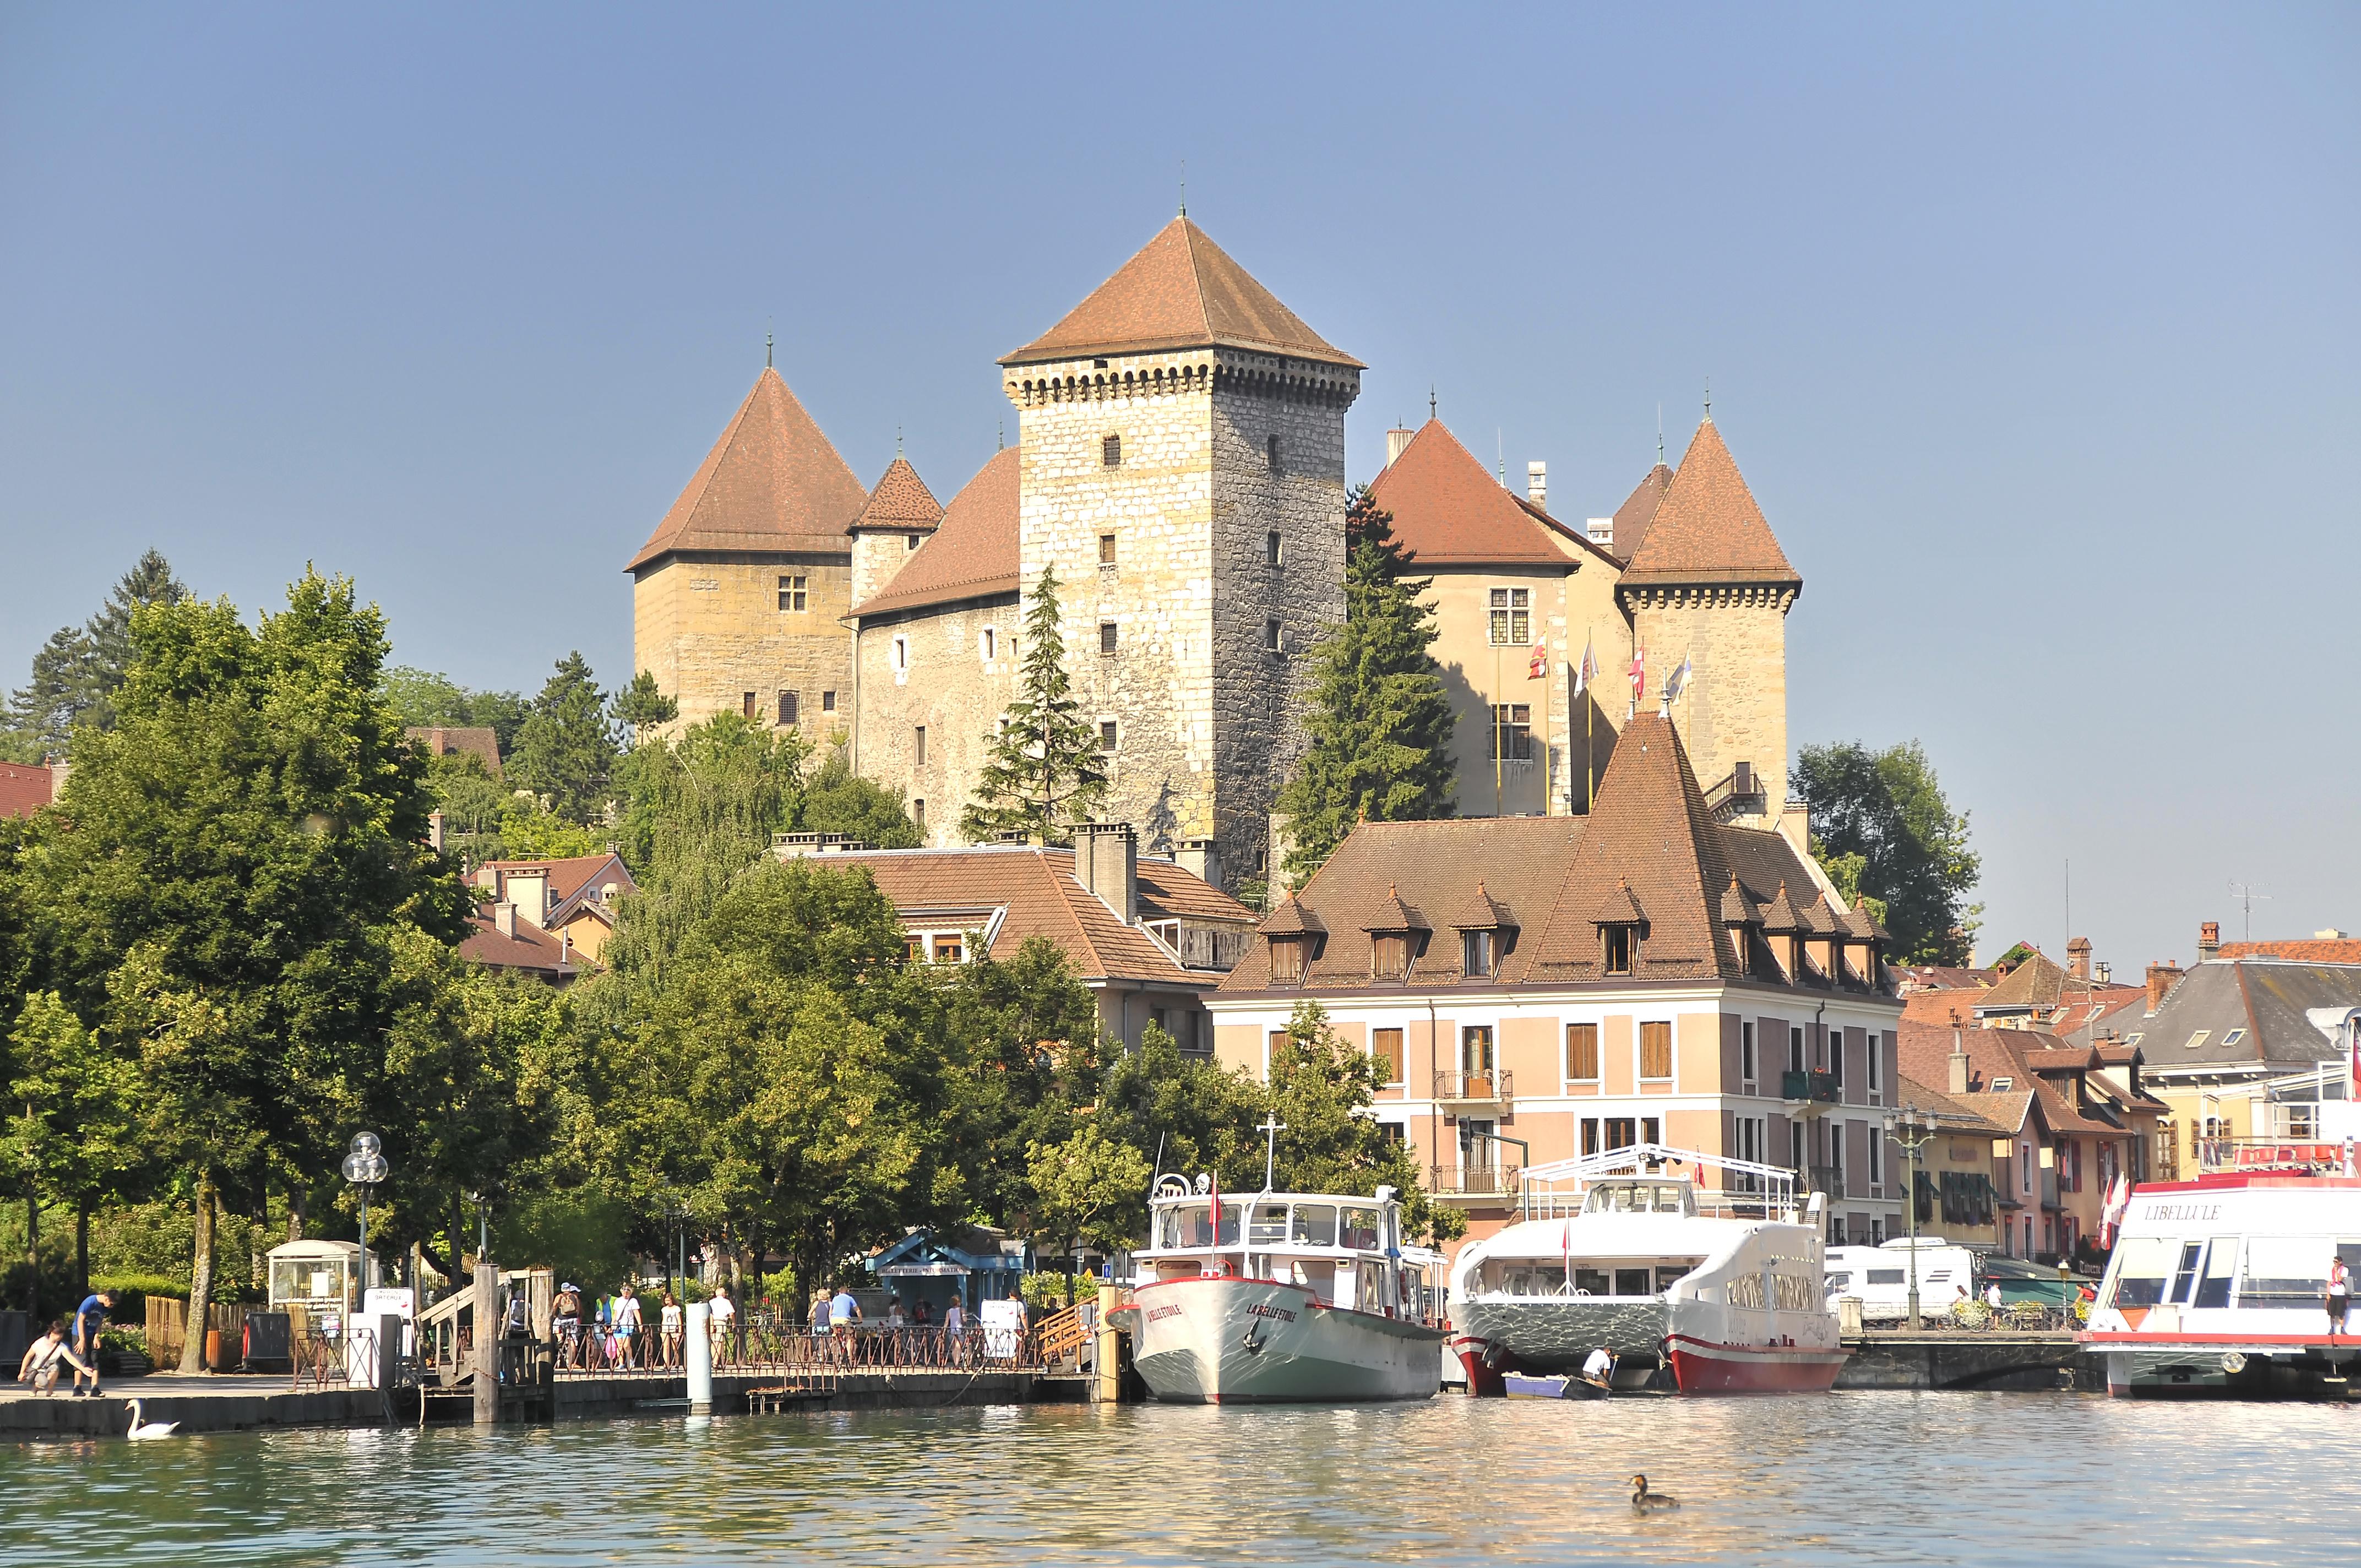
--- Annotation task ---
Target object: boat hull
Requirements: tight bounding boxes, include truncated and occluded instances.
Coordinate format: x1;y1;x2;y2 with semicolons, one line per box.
1452;1298;1846;1396
1114;1277;1443;1403
1665;1333;1847;1393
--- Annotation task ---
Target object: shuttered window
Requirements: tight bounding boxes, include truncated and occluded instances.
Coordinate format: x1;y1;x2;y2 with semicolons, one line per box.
1639;1021;1673;1081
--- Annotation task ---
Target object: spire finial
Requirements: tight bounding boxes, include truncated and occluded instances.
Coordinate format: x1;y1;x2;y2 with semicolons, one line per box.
1657;404;1664;465
765;326;773;369
1429;385;1437;421
1703;377;1711;422
896;424;904;456
1179;157;1186;217
997;418;1005;452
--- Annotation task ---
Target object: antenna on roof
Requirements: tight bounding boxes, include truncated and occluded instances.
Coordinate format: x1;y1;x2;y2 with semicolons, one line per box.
1498;430;1506;488
2228;879;2272;941
1657;405;1664;466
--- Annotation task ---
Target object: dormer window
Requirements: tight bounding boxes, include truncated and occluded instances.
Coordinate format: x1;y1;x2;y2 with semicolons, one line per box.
1452;881;1516;982
1372;933;1412;981
1604;925;1634;975
1362;883;1428;984
1463;929;1497;979
1595;879;1645;977
1269;936;1310;985
1261;897;1326;987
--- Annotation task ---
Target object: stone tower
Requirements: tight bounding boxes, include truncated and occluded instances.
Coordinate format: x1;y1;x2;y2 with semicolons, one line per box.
1614;417;1802;832
998;217;1360;883
627;366;869;731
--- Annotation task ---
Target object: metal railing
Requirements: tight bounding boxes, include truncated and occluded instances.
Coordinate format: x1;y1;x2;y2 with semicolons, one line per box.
1782;1069;1840;1103
2197;1137;2352;1174
1431;1163;1522;1197
555;1319;1052;1378
1433;1069;1513;1102
1807;1164;1843;1198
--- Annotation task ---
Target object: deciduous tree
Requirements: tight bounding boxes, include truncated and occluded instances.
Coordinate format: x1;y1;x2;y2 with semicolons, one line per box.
1794;740;1981;965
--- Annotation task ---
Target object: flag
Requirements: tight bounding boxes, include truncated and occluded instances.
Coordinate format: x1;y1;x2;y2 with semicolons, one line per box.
1663;650;1693;705
1628;643;1645;707
2099;1174;2131;1248
1527;637;1547;679
1573;635;1597;696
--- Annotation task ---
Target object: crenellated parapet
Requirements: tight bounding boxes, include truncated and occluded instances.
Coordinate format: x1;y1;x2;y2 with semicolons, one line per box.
1617;581;1800;616
1004;349;1361;411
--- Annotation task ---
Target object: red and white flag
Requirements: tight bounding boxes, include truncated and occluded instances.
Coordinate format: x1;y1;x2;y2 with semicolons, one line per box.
2099;1173;2132;1248
1628;642;1646;709
1573;635;1598;696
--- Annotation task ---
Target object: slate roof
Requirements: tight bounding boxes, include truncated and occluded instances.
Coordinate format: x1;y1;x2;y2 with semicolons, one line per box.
1618;419;1800;591
788;845;1254;987
1221;711;1864;995
626;367;868;573
852;456;944;535
0;761;55;818
2124;958;2361;1070
1362;420;1608;569
851;446;1022;619
1002;217;1360;369
1608;462;1674;562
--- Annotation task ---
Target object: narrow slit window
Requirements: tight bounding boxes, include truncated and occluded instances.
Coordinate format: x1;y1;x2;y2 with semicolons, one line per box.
1100;622;1119;655
1266;434;1282;471
914;726;927;766
980;627;997;662
1102;434;1122;466
1265;618;1283;654
1098;533;1117;565
777;690;798;727
1265;530;1282;566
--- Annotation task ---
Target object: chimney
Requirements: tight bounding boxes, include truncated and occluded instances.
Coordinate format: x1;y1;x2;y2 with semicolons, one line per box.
1074;821;1138;924
428;810;445;853
1526;461;1547;509
2145;960;2184;1016
1586;518;1613;548
2197;921;2219;961
47;757;70;799
1948;1038;1971;1096
1176;837;1220;891
493;901;516;939
2066;936;2091;980
2096;961;2111;984
1385;428;1415;469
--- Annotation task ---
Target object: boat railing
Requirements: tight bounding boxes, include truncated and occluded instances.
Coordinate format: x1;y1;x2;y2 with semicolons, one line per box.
2196;1137;2354;1175
1516;1142;1802;1222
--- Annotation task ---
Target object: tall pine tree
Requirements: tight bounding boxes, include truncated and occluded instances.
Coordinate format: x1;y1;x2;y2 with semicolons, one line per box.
1276;488;1455;883
961;567;1106;846
6;549;188;753
508;651;619;825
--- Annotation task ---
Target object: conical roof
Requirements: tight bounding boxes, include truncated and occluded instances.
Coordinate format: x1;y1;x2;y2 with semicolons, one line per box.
1530;710;1741;979
627;367;868;572
849;447;1021;619
1000;217;1361;369
1618;419;1799;590
1609;462;1674;562
1720;873;1763;927
851;456;944;534
1364;420;1598;567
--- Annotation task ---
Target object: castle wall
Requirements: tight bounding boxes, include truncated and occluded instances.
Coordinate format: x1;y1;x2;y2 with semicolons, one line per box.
851;529;928;609
631;552;854;730
853;596;1019;846
1626;586;1793;823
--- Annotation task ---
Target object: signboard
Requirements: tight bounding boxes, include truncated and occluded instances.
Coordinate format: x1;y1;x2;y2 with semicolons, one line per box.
980;1298;1025;1360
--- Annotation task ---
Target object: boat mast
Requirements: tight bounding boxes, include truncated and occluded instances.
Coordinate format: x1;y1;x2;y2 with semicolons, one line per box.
1258;1116;1286;1195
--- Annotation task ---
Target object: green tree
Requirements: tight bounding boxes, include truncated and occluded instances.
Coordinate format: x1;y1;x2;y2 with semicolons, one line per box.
611;671;679;745
4;992;142;1309
6;549;189;754
28;569;469;1367
508;652;618;825
1794;739;1982;965
962;567;1106;846
801;745;922;849
381;666;530;756
1263;1001;1461;1245
1027;1121;1151;1288
1276;489;1455;884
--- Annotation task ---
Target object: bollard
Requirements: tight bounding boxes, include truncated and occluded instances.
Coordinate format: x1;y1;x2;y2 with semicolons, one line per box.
474;1261;499;1426
1095;1284;1123;1404
686;1300;712;1412
377;1313;401;1423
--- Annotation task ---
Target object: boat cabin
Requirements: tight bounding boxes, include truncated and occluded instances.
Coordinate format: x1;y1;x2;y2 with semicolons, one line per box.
1135;1179;1441;1320
1582;1179;1699;1217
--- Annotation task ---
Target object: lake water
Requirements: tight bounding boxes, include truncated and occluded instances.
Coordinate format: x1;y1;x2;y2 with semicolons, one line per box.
8;1392;2357;1565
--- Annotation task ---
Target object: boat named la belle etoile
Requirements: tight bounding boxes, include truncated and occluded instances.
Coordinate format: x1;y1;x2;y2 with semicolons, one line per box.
1107;1172;1448;1404
1448;1144;1848;1395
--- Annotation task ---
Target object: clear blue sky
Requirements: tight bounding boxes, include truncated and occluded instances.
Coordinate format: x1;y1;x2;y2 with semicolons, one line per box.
4;4;2354;972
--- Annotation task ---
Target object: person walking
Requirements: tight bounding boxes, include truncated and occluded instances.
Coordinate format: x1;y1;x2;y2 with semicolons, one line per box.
553;1283;583;1369
708;1284;736;1368
943;1294;966;1365
810;1288;831;1339
829;1281;862;1337
2329;1255;2352;1338
659;1292;683;1370
71;1289;113;1396
611;1284;643;1370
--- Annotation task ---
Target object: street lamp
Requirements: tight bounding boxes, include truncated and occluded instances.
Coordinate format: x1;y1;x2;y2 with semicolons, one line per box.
1885;1108;1936;1330
340;1132;389;1305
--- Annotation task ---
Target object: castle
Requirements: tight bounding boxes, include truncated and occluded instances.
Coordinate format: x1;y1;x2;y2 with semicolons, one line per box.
625;215;1805;891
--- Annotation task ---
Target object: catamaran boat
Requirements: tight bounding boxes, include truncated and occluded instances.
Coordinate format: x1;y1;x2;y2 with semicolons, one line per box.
1108;1173;1448;1403
1448;1144;1847;1395
2083;1150;2361;1397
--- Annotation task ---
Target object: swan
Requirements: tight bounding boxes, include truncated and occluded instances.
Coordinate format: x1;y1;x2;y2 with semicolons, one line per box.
1629;1474;1678;1512
125;1399;179;1439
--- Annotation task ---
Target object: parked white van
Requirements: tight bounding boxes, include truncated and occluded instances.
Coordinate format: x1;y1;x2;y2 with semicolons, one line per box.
1824;1238;1979;1322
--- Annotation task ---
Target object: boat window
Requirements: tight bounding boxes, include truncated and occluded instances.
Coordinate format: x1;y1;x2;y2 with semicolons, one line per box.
2193;1240;2237;1309
1165;1202;1243;1248
1867;1268;1907;1286
1340;1207;1381;1249
2105;1236;2175;1309
1574;1267;1611;1295
1655;1265;1691;1293
1615;1267;1653;1296
1248;1204;1290;1245
2238;1235;2333;1308
1291;1204;1337;1247
2168;1242;2205;1305
1826;1272;1852;1290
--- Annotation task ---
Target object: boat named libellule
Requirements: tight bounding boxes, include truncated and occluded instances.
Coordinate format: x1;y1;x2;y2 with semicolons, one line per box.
1108;1168;1448;1404
1448;1143;1846;1395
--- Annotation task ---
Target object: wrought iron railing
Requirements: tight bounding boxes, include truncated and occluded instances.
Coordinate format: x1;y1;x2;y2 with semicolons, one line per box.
1433;1069;1513;1102
1430;1163;1522;1197
1782;1069;1840;1104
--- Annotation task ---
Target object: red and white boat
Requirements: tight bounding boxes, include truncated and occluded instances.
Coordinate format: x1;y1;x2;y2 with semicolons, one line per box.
2082;1152;2361;1398
1447;1144;1847;1396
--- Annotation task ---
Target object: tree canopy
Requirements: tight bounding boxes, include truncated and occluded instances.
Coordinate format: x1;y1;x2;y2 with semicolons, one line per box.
1276;489;1455;885
508;652;621;825
1794;739;1981;965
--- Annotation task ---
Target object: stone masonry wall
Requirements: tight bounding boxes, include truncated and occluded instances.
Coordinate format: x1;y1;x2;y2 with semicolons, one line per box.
853;597;1019;846
632;553;855;731
1628;587;1792;823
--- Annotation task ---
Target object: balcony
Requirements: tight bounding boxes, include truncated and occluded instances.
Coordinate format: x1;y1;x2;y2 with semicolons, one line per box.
1434;1069;1514;1105
1430;1163;1521;1200
1781;1070;1840;1104
1808;1164;1843;1199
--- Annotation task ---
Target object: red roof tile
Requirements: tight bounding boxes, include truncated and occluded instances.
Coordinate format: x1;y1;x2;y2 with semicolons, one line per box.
851;447;1022;618
1618;420;1799;589
625;367;868;573
2220;938;2361;964
0;761;55;818
851;456;944;535
1000;217;1361;369
1364;421;1608;568
1608;463;1673;562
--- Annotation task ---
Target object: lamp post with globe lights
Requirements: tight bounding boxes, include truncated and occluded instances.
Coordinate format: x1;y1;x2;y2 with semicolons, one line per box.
340;1132;389;1303
1883;1107;1936;1330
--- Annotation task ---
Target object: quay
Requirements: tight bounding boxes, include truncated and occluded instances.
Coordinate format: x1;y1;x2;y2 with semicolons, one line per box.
0;1366;1088;1440
1834;1329;2095;1392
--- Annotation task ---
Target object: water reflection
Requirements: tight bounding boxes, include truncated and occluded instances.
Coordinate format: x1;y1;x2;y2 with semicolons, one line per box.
7;1392;2353;1566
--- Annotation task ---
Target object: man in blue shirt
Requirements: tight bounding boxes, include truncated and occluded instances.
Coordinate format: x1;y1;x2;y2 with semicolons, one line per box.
72;1289;113;1396
829;1283;862;1337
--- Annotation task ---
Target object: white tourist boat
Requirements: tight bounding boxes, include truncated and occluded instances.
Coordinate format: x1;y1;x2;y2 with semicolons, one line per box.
1109;1168;1448;1404
2083;1150;2361;1397
1448;1144;1847;1395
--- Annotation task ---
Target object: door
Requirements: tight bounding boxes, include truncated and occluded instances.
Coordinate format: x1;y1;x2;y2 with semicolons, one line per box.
1460;1118;1499;1190
1461;1026;1495;1097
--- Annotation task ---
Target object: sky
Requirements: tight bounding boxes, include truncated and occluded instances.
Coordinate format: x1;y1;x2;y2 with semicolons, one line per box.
3;4;2355;973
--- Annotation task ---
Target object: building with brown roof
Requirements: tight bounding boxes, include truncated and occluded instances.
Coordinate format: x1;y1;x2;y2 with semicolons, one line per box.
460;851;638;979
0;759;62;818
773;824;1257;1049
405;726;502;776
1211;712;1905;1256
